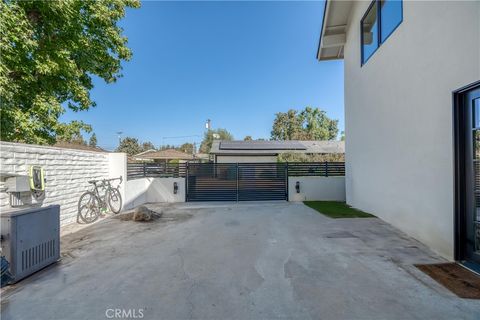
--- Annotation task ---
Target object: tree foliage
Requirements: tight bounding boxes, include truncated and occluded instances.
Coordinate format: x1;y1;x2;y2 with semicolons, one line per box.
277;152;344;163
271;107;339;141
141;141;155;152
57;131;87;146
89;133;97;148
0;0;140;144
271;110;303;141
243;135;253;141
116;137;141;156
179;142;194;154
200;129;233;153
157;143;195;154
158;144;176;150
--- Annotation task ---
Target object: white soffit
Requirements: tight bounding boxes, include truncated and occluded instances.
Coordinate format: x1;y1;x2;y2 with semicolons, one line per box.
317;0;354;61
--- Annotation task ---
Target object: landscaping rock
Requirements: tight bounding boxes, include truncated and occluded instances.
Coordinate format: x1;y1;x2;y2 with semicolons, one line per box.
132;205;162;222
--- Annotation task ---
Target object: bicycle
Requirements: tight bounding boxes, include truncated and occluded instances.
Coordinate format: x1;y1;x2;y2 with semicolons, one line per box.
77;176;123;224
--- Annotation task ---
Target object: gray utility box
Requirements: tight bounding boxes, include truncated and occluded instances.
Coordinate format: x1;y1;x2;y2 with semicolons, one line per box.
0;205;60;283
4;175;30;192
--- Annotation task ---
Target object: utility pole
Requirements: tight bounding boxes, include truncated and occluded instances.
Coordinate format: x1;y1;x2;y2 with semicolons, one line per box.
116;131;123;147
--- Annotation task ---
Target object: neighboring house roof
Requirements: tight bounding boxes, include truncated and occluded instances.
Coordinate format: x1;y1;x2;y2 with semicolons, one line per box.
134;149;157;157
193;153;210;160
317;0;353;61
141;149;194;160
54;141;106;153
210;140;345;155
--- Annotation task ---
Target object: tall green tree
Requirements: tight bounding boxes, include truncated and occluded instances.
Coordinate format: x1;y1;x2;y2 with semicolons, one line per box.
55;121;90;144
0;0;140;144
271;107;339;141
271;109;304;140
89;133;97;148
159;144;176;150
299;107;339;140
116;137;141;156
200;129;233;153
57;131;86;145
179;142;194;154
277;152;344;163
243;135;253;141
141;141;155;152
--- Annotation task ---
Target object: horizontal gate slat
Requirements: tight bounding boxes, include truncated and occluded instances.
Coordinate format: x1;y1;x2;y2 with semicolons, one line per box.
187;163;237;201
237;163;287;201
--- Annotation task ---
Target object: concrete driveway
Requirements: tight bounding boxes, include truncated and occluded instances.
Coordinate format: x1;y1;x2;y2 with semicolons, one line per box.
1;202;479;320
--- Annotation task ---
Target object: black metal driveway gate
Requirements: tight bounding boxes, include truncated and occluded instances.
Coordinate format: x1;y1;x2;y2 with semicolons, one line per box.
186;163;287;202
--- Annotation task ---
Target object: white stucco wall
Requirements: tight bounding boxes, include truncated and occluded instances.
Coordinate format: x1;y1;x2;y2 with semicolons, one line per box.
288;177;345;202
0;142;127;226
216;155;277;163
124;177;186;210
124;178;149;210
147;178;185;203
108;152;128;209
343;1;480;259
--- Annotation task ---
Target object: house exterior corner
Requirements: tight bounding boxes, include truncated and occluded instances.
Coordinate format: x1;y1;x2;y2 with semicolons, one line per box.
320;0;480;260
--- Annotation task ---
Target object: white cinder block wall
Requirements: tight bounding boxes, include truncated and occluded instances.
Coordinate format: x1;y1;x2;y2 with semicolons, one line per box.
0;142;126;226
344;1;480;259
288;177;345;202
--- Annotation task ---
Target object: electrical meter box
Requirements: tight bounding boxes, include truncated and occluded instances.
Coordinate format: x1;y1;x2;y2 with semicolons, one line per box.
4;176;30;193
29;166;45;191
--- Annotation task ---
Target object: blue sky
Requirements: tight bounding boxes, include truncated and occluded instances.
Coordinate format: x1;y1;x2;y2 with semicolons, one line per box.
61;1;344;150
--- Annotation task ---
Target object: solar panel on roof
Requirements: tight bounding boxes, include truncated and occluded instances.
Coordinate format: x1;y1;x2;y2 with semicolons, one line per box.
219;141;306;150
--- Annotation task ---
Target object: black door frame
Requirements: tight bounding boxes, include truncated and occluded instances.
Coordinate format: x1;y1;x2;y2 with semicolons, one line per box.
453;80;480;261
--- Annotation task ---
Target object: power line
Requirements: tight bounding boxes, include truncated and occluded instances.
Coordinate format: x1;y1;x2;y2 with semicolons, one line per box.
161;135;202;139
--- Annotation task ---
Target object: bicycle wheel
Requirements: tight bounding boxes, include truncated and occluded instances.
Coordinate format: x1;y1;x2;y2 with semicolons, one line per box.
78;191;101;224
107;188;122;214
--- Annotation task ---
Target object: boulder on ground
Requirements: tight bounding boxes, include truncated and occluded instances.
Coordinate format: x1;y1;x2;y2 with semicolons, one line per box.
133;205;162;222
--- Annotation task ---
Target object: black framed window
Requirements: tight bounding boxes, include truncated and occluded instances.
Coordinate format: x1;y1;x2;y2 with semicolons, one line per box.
361;2;379;64
380;0;403;42
361;0;403;65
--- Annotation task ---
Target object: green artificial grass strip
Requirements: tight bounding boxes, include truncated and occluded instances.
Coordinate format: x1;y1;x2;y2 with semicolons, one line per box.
304;201;375;219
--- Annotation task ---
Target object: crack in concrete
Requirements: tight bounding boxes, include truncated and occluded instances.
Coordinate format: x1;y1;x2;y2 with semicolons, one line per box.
176;248;196;319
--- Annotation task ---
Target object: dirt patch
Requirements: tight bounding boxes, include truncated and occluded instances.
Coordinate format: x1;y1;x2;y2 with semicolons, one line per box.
116;211;147;221
416;263;480;299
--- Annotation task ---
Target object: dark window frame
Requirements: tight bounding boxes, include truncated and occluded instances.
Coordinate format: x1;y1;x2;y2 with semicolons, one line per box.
453;80;480;262
361;0;403;66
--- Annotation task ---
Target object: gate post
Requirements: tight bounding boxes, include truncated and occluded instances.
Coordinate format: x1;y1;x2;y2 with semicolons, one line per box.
236;163;239;202
185;162;189;202
285;162;289;201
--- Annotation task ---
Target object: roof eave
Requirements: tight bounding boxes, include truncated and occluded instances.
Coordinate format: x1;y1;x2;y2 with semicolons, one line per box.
316;0;329;60
316;0;352;61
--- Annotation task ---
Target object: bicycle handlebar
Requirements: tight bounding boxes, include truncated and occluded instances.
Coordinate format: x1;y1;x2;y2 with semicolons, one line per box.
104;176;122;183
87;176;123;185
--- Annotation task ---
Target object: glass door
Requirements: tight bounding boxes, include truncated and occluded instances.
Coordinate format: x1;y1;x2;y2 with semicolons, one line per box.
466;89;480;264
